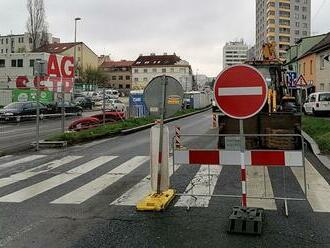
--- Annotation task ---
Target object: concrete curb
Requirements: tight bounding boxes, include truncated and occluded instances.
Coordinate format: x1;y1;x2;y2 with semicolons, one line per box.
302;130;330;170
121;107;211;135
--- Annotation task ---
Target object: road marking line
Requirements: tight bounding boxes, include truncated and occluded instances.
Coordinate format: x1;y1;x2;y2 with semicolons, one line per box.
246;167;277;210
175;165;222;208
218;86;262;96
111;158;177;206
51;156;149;204
0;155;46;169
291;159;330;212
0;156;116;202
0;156;82;188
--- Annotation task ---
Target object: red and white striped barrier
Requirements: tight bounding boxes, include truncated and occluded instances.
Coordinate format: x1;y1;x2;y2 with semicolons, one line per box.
212;114;217;128
175;126;182;149
174;149;303;167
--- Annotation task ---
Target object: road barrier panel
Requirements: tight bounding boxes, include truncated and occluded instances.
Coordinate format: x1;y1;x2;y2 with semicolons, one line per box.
172;133;306;217
212;113;218;129
136;124;175;211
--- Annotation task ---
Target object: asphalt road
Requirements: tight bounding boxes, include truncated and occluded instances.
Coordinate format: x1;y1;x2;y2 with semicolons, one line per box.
0;111;101;154
0;110;330;248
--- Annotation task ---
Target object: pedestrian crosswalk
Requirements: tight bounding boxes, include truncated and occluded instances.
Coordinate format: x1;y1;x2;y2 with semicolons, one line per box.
0;153;329;213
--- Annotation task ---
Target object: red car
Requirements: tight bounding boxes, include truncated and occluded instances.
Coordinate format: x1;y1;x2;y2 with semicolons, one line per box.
68;112;125;131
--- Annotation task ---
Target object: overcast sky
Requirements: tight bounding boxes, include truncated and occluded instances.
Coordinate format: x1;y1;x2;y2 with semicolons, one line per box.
1;0;329;76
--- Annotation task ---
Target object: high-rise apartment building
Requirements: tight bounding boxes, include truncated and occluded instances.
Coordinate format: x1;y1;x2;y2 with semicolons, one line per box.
222;40;248;69
256;0;311;59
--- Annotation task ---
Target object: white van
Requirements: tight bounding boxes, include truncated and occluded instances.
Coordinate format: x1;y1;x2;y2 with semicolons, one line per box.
105;89;119;99
303;92;330;115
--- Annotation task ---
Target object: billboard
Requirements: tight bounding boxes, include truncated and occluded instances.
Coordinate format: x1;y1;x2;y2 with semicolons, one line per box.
12;89;53;103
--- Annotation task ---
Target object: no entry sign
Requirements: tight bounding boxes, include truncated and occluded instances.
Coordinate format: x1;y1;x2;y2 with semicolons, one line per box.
214;65;268;119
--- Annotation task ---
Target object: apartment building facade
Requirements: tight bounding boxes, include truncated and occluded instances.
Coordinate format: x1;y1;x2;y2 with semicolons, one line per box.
222;40;248;68
256;0;311;59
131;53;193;91
0;32;59;54
99;60;134;89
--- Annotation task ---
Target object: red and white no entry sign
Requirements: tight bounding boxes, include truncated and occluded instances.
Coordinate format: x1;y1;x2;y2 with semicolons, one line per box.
214;65;268;119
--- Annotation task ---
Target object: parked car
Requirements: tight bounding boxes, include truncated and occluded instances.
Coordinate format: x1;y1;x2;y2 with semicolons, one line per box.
105;89;119;99
48;101;83;116
68;111;125;131
74;96;94;110
107;99;126;112
0;101;50;122
303;92;330;116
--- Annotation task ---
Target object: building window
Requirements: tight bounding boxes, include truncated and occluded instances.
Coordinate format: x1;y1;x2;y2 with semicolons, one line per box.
6;38;8;44
29;59;34;67
320;83;325;91
320;55;325;70
0;49;3;53
295;30;300;35
0;59;5;67
126;75;130;80
134;69;138;73
162;68;166;73
152;68;157;73
302;14;307;20
302;6;307;12
294;6;299;11
134;78;138;82
5;49;8;53
112;76;117;80
17;59;23;67
119;84;123;89
11;60;17;67
294;13;299;19
303;62;306;75
119;76;123;80
295;22;300;27
143;68;147;73
143;77;148;81
302;23;308;28
0;39;3;44
170;68;174;72
310;60;313;75
302;31;308;36
125;84;130;89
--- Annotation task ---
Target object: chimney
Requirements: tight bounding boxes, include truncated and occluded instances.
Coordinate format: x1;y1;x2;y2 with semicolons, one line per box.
163;52;167;55
150;53;156;56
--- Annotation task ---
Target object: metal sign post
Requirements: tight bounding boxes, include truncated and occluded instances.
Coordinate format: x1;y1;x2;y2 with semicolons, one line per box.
239;119;247;208
34;60;47;151
61;81;65;133
156;75;167;194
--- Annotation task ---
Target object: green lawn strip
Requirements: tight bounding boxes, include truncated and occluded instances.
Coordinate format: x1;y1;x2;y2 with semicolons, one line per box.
302;115;330;154
46;108;203;144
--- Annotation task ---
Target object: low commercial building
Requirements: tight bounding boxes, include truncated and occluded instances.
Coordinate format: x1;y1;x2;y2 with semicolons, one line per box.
0;32;59;54
131;53;193;91
99;60;134;89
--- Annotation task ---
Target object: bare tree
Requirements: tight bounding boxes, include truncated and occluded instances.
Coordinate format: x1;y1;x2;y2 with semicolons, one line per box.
39;23;49;47
26;0;47;51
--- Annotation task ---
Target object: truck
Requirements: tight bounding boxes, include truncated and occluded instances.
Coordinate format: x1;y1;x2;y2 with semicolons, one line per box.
217;43;302;150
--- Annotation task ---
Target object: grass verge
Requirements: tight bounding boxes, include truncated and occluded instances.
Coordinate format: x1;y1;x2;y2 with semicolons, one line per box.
302;115;330;154
47;108;204;145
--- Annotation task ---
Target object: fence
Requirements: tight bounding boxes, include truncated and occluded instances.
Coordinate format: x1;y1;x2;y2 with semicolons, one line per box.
171;133;306;216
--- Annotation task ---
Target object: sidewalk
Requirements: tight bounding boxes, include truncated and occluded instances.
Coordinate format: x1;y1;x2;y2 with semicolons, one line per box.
302;130;330;170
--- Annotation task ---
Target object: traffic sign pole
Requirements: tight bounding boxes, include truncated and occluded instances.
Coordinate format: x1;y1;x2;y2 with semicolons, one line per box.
239;119;247;208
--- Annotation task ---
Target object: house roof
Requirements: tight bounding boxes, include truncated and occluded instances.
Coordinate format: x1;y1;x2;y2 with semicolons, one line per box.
298;32;330;60
132;54;181;66
34;42;82;53
100;60;134;68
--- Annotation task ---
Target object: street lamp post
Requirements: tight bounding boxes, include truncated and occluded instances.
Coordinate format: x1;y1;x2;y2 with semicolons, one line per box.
74;17;81;85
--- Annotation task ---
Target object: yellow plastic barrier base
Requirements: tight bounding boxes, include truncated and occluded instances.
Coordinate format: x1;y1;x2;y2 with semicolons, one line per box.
136;189;176;211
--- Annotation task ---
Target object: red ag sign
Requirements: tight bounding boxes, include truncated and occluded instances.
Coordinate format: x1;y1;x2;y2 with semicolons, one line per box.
214;65;268;119
15;54;74;92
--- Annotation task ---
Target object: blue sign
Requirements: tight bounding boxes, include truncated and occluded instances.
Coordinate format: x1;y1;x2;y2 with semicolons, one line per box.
287;72;297;88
